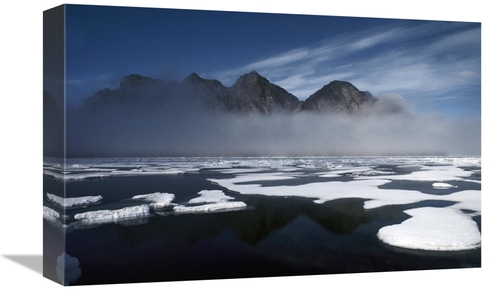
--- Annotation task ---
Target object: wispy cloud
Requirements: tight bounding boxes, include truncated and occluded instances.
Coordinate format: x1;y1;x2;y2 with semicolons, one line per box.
208;22;481;114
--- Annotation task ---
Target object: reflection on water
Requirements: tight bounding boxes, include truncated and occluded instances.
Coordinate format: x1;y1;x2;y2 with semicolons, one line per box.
74;217;150;229
56;252;82;285
63;195;479;285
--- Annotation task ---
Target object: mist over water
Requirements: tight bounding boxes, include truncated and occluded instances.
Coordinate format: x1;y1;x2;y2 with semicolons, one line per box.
66;93;480;158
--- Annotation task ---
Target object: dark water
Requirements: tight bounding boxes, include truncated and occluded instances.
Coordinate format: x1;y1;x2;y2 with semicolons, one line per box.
43;168;481;286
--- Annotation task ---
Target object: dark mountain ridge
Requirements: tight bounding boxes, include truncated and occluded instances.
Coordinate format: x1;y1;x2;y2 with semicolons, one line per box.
301;80;376;113
77;71;384;115
228;71;301;113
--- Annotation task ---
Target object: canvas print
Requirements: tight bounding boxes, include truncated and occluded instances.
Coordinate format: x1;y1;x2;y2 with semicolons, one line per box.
43;4;481;286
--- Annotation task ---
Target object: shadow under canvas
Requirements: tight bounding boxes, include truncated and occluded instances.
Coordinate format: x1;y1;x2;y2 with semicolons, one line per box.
3;255;43;275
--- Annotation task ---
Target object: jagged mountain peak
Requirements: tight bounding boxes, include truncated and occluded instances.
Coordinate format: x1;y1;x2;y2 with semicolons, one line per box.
182;72;225;87
233;70;268;86
318;80;360;93
302;79;368;113
183;72;203;82
228;71;301;113
119;74;156;88
246;70;264;78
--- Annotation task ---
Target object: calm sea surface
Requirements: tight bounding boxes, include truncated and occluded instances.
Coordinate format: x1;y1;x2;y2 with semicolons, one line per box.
43;157;481;285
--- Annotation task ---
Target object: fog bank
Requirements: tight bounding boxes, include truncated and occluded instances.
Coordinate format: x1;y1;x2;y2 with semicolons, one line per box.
66;95;480;157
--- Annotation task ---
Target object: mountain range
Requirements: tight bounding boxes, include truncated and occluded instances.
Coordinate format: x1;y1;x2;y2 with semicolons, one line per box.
78;71;384;115
43;71;479;158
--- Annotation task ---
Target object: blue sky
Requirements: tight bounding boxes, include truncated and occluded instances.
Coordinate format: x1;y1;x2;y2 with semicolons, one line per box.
65;4;481;119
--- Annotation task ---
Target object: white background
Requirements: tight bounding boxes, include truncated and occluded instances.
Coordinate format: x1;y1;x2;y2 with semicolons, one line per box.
0;1;497;289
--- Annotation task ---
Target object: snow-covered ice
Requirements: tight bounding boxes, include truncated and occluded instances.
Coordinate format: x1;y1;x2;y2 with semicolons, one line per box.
43;206;60;220
210;172;480;211
217;172;300;184
432;182;457;189
216;168;269;174
74;204;150;225
173;190;246;214
377;207;481;251
173;201;247;214
441;190;481;214
209;176;391;205
188;190;234;204
47;193;103;208
317;166;374;178
132;192;175;209
43;206;65;228
358;165;475;182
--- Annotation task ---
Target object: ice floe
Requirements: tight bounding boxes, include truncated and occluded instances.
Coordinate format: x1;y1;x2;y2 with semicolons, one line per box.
173;190;246;214
47;193;103;208
216;168;269;174
358;165;475;182
43;206;69;229
132;192;175;209
173;201;247;214
377;207;481;251
210;175;341;204
351;170;396;176
43;206;60;220
212;172;300;184
318;166;373;177
210;176;391;207
432;182;457;189
188;190;234;204
318;167;396;178
74;204;150;225
69;164;89;169
441;190;481;213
